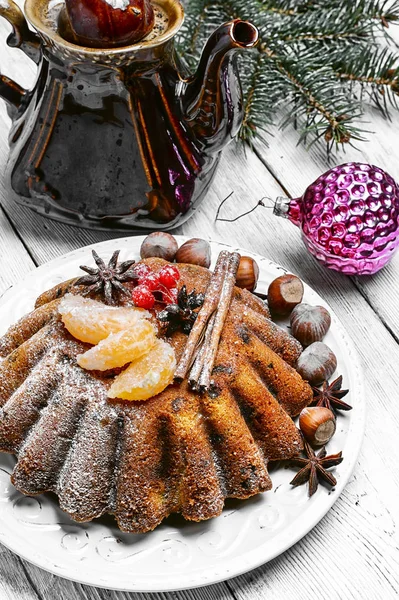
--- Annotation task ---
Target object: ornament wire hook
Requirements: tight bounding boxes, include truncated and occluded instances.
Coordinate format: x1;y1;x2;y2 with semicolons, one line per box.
215;192;274;223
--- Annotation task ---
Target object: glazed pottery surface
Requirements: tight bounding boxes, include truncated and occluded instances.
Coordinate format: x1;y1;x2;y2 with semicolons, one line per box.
0;0;258;230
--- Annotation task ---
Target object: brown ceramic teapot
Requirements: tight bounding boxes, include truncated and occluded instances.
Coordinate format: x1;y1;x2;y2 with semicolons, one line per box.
0;0;258;231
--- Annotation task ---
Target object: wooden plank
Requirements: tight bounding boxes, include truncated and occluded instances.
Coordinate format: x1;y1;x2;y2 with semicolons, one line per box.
251;99;399;341
19;558;233;600
1;3;399;598
0;103;291;267
0;203;35;296
0;547;42;600
228;450;399;597
0;17;37;91
1;133;398;598
249;23;399;343
1;111;399;597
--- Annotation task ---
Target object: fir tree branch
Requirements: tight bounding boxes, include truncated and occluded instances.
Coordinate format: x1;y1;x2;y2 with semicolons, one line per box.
253;43;362;144
333;46;399;115
176;0;399;150
273;10;373;46
241;54;265;136
187;10;207;57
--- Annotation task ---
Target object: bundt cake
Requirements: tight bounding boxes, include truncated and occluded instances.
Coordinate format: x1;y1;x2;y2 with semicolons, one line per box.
0;256;313;533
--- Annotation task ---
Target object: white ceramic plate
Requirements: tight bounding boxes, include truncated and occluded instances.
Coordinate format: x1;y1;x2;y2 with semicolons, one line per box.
0;236;365;592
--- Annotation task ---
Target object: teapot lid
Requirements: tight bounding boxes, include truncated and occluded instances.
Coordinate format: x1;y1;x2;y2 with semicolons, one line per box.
24;0;184;63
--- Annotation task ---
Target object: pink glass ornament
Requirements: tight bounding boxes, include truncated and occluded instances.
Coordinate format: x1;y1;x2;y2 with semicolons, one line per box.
274;162;399;275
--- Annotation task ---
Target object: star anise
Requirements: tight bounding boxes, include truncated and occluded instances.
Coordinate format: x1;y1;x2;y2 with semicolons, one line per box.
157;285;205;334
74;250;137;305
312;375;352;413
290;438;343;497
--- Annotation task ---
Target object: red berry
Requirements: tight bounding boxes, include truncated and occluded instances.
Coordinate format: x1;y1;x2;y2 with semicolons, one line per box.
131;285;155;309
132;263;151;282
162;287;178;304
139;272;160;291
158;265;180;289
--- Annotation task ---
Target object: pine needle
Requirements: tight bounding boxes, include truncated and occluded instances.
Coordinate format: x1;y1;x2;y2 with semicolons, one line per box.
176;0;399;149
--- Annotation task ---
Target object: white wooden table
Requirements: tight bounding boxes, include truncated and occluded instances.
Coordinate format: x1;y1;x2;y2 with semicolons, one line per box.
1;7;399;599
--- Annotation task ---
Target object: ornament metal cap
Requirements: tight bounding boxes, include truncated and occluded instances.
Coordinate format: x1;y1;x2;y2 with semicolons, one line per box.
274;196;301;227
273;197;290;218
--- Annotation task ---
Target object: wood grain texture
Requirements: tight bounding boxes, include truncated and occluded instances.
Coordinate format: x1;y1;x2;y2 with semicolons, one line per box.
0;546;42;600
251;101;399;340
0;203;35;296
19;559;234;600
1;4;399;599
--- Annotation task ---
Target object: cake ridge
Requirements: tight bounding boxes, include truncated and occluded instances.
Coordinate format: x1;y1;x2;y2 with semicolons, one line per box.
0;257;314;533
0;348;62;453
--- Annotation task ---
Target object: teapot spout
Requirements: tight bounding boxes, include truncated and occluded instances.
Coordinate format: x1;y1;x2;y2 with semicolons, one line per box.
182;20;258;152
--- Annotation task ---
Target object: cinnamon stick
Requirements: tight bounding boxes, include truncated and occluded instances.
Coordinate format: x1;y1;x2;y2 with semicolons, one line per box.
174;251;229;381
188;312;216;390
198;252;241;391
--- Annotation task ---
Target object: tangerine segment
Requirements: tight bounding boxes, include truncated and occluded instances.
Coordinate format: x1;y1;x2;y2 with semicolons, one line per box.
108;339;176;401
77;320;157;371
59;294;150;344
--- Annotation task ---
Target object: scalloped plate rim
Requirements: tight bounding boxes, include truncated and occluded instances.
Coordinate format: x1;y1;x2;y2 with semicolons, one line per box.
0;235;365;592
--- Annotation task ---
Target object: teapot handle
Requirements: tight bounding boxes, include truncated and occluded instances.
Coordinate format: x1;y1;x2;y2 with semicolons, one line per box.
0;0;41;111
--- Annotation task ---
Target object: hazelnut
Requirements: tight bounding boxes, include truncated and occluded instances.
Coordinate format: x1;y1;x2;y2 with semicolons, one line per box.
296;341;337;385
267;274;304;317
299;406;336;446
140;232;178;262
236;256;259;292
175;238;211;268
290;304;331;347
